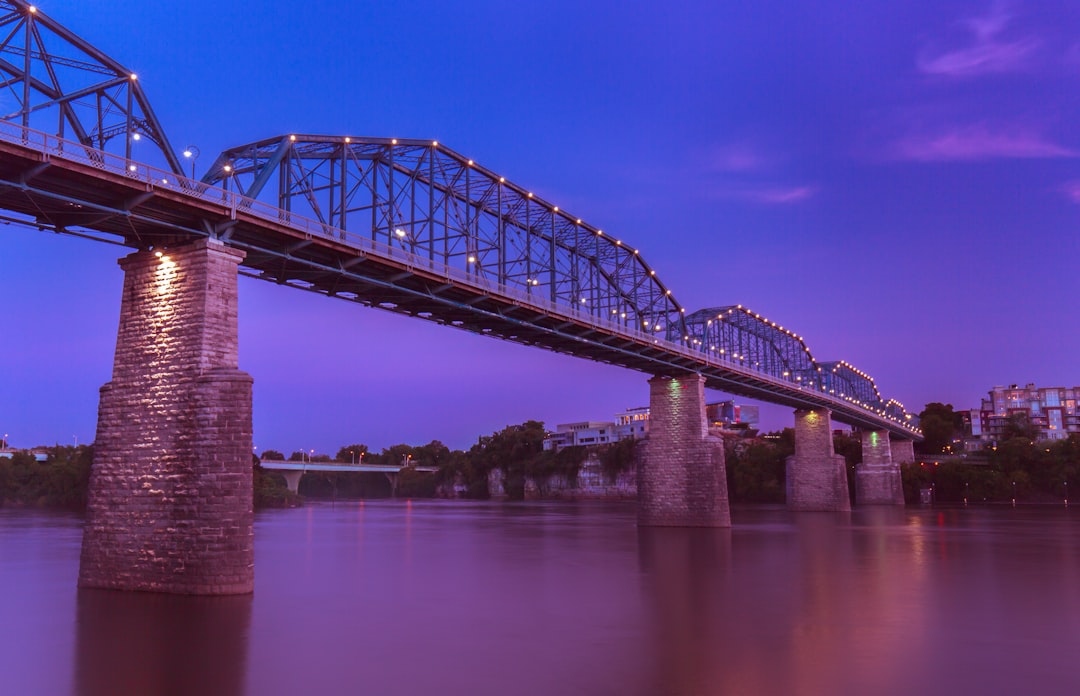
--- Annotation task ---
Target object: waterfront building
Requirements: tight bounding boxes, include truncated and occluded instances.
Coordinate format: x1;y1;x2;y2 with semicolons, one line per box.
544;400;757;451
614;406;650;441
542;421;619;451
706;400;760;430
964;383;1080;446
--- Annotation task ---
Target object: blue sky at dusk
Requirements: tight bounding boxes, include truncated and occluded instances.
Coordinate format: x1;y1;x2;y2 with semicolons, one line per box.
1;0;1078;453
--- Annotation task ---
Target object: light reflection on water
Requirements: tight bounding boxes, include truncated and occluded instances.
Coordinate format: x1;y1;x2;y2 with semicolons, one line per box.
1;503;1078;695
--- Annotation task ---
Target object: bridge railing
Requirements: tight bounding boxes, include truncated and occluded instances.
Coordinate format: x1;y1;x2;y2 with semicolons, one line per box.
0;121;917;435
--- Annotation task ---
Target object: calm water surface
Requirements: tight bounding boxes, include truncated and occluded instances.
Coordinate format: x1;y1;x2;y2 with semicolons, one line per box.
1;501;1078;695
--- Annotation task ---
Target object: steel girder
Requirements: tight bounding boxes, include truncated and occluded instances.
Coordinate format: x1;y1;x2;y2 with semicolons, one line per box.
682;307;914;421
819;361;883;410
0;6;921;438
198;135;921;433
0;1;181;174
203;135;687;344
684;306;819;385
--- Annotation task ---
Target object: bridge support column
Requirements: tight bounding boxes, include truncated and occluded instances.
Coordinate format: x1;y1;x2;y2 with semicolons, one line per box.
786;409;850;511
638;374;729;527
890;438;915;466
281;471;303;494
855;430;904;505
79;239;254;595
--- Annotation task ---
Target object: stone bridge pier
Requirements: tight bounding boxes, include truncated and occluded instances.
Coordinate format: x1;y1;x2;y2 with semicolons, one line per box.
638;373;730;527
78;238;254;595
786;408;851;511
854;431;908;505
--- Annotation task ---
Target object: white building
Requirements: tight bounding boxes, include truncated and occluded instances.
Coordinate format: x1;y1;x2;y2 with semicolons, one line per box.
542;421;620;451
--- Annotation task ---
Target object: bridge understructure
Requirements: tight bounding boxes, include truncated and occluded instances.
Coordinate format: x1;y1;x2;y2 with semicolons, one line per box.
0;1;920;588
258;461;439;495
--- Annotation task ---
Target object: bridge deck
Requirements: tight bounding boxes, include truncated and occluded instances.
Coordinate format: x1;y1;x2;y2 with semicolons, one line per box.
0;123;919;438
259;460;437;474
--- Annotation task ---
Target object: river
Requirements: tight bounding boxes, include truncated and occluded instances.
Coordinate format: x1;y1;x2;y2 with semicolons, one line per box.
1;501;1078;695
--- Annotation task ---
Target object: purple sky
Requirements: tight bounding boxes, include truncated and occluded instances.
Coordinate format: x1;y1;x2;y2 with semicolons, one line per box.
2;0;1078;453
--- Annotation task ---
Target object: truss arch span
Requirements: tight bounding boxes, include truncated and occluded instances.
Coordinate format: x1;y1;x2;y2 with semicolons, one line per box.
204;134;689;344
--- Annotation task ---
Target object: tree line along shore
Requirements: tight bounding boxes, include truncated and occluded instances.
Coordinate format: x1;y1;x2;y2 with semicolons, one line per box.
3;404;1077;510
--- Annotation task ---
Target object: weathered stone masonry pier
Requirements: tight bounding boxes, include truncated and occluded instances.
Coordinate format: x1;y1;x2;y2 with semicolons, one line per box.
79;239;254;595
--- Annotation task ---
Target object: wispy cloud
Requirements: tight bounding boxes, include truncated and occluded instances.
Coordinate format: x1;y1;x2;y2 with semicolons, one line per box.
891;124;1074;161
1059;180;1080;204
707;143;770;173
918;2;1039;77
715;185;818;205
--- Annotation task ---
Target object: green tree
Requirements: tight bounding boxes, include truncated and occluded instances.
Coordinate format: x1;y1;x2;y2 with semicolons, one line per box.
253;460;301;508
259;449;285;461
597;439;637;482
1002;413;1039;442
462;421;547;500
335;444;369;463
916;403;963;454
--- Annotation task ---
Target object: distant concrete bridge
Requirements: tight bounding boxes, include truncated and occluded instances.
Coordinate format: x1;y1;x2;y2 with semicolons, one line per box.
0;1;920;595
259;460;437;496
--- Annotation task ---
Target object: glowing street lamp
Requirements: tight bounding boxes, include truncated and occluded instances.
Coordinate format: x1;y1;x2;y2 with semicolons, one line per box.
182;145;200;179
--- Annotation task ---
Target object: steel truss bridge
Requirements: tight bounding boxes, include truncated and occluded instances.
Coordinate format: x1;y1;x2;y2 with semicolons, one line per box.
0;1;918;438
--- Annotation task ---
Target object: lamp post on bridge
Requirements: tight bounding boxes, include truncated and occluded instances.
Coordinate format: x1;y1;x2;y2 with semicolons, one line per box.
182;145;200;179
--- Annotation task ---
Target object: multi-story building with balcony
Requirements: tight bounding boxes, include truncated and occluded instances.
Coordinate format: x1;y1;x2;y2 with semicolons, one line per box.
964;383;1080;445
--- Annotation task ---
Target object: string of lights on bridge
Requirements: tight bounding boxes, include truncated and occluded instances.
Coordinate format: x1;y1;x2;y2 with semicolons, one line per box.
0;0;919;435
196;134;919;433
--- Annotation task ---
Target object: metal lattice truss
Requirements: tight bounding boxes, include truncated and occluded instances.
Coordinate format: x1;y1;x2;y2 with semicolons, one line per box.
0;1;180;173
819;361;882;407
0;8;919;435
202;135;912;420
684;306;818;381
204;135;685;341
